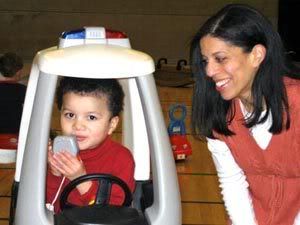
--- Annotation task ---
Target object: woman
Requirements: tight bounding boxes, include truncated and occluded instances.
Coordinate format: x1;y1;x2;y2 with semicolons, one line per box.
190;4;300;225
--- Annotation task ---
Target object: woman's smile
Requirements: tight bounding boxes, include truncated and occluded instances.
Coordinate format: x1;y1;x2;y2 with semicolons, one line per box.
215;78;231;92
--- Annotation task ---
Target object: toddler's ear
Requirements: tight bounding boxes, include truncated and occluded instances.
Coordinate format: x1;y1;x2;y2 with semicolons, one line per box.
108;116;119;135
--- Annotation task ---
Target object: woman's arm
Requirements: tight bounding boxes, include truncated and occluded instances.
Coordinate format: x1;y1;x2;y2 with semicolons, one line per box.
293;211;300;225
207;138;257;225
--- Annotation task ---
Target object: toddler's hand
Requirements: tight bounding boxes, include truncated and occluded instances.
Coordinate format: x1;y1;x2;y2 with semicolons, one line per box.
47;140;61;177
51;151;86;181
51;151;92;195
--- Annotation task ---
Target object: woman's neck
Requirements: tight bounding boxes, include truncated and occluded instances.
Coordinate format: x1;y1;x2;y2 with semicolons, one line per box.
239;97;253;112
239;97;266;113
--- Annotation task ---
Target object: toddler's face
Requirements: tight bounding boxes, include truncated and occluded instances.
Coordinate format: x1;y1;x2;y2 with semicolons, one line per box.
60;92;118;150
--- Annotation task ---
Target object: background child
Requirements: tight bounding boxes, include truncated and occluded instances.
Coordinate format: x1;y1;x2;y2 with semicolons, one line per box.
0;52;26;133
46;77;135;213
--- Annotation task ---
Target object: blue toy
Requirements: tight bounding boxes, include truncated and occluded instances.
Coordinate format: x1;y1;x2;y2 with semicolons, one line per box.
168;104;192;160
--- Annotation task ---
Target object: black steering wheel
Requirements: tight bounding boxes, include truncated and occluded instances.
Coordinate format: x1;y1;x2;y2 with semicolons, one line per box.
59;173;133;210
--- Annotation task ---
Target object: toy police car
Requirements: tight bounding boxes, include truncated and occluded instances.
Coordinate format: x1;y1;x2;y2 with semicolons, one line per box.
11;27;181;225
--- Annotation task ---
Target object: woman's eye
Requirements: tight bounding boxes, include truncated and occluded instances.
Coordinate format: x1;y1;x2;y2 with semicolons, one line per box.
201;59;208;66
216;57;226;63
88;115;97;121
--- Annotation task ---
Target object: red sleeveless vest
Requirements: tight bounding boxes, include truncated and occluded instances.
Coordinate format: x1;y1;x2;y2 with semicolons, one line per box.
217;77;300;225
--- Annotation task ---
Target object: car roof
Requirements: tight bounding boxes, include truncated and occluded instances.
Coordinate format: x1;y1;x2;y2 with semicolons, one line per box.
37;44;155;78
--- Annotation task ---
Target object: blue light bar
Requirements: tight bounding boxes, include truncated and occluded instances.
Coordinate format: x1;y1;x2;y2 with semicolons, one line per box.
61;28;85;39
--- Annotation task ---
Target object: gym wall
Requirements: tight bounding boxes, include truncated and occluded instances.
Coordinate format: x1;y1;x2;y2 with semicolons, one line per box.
0;0;278;62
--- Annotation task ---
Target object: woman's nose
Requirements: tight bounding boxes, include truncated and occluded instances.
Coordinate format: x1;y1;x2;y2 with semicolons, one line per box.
205;61;219;78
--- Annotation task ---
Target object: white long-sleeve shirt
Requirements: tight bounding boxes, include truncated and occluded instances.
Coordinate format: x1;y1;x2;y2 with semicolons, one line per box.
207;101;300;225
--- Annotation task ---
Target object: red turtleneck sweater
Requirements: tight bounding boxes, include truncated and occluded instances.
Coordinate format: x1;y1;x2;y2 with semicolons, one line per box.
46;136;135;213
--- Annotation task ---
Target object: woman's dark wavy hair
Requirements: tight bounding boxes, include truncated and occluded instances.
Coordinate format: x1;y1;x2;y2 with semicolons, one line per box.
190;4;298;139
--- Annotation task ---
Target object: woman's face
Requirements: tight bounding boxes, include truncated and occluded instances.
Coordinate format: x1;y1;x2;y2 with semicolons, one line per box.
200;35;262;102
